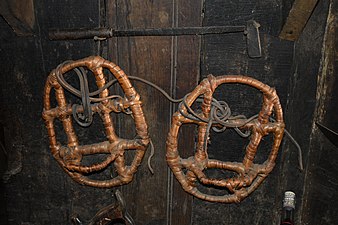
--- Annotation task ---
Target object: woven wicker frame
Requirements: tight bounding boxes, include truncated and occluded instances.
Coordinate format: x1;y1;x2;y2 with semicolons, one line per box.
166;75;285;203
42;56;149;188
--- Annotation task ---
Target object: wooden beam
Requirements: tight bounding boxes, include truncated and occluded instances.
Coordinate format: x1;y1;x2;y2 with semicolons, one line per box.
279;0;319;41
0;0;35;36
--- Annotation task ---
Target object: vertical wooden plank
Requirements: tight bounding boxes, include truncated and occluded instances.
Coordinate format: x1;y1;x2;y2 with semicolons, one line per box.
107;1;203;223
193;0;295;224
1;0;110;223
170;0;202;224
301;1;338;224
106;0;118;63
277;0;331;224
111;1;173;224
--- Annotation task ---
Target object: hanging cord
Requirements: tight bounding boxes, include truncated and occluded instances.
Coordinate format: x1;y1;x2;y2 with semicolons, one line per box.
285;129;304;171
147;139;155;174
178;95;257;151
269;118;304;171
55;65;157;173
71;67;93;127
54;64;303;173
109;76;303;172
55;61;128;103
56;62;93;127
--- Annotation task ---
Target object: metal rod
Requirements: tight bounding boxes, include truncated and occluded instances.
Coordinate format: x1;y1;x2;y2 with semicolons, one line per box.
49;28;112;40
49;26;246;40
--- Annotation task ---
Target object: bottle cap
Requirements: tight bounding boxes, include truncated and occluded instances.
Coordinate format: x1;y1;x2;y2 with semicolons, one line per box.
283;191;296;209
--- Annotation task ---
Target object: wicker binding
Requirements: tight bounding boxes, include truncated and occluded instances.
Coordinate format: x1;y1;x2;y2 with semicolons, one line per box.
166;75;285;203
42;56;149;188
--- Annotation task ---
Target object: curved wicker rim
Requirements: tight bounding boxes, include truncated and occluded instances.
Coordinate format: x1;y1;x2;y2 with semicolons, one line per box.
42;56;149;188
166;75;284;203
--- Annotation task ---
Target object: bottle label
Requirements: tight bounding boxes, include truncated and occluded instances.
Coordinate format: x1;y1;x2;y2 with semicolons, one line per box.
283;191;296;209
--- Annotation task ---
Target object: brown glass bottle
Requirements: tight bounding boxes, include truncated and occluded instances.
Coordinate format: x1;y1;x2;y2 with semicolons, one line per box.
280;191;295;225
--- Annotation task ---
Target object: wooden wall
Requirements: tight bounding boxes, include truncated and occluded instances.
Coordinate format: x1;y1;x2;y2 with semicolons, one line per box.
0;1;111;224
296;1;338;224
106;1;202;224
0;0;336;224
195;0;293;224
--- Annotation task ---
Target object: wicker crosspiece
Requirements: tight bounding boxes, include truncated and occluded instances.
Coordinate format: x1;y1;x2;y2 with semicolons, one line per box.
42;56;149;188
166;75;285;203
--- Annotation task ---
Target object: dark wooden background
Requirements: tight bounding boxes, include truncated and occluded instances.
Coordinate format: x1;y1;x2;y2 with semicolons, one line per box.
0;0;337;224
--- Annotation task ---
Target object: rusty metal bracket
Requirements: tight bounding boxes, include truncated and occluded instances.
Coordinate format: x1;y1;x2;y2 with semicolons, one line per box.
48;20;262;58
245;20;262;58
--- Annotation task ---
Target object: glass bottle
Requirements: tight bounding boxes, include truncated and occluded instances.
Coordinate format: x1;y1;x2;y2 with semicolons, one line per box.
280;191;296;225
